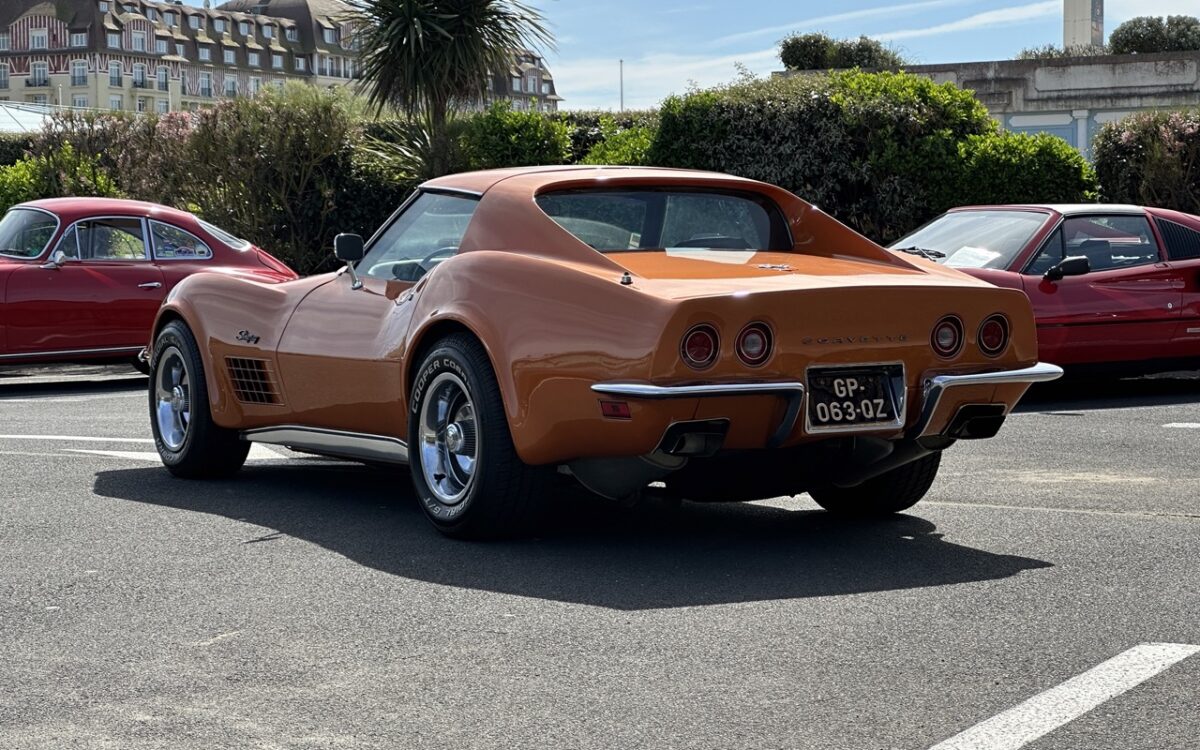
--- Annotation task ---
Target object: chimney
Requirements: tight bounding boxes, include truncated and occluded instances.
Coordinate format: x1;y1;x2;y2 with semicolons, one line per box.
1064;0;1104;48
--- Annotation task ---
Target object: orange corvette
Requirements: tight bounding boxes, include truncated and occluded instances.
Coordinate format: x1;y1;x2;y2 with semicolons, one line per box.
146;166;1061;538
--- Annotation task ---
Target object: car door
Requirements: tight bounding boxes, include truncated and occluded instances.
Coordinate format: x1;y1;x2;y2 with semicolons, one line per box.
6;216;165;355
1019;214;1182;366
1152;215;1200;357
275;191;480;436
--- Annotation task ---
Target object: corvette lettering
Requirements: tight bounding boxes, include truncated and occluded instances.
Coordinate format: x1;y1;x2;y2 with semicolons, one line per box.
802;335;909;345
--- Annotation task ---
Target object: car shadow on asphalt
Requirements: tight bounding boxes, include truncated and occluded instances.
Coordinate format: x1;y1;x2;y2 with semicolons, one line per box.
1016;373;1200;413
92;463;1051;611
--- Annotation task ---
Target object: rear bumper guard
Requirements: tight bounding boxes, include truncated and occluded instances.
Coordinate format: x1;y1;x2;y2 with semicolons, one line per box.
909;362;1064;439
590;381;806;449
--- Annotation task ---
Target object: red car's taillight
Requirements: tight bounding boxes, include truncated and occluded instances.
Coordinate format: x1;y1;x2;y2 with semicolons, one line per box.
735;322;773;367
931;316;964;358
681;324;719;370
979;315;1010;357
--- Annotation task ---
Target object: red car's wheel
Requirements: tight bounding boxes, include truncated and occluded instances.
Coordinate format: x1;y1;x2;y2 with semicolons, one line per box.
408;333;552;539
150;321;249;479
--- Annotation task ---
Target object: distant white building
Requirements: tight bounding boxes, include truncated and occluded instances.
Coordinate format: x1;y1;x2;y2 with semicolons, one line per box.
1064;0;1104;49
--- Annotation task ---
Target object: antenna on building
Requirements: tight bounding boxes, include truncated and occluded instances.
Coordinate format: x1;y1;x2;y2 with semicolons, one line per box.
203;0;211;8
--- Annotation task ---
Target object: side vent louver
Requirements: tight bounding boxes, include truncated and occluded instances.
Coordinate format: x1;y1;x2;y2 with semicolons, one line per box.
1158;219;1200;261
225;357;282;405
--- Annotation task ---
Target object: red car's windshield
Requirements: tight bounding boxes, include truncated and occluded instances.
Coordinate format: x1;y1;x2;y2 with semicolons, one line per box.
535;189;792;254
891;210;1049;270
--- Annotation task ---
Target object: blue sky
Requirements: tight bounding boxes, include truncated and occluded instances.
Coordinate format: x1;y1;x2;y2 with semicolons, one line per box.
184;0;1197;109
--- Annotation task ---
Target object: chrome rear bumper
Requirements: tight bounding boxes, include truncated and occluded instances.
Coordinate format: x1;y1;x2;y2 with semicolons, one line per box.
908;362;1063;439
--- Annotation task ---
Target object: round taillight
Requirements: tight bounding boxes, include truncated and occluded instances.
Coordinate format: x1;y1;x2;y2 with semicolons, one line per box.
681;324;719;370
979;315;1010;356
931;316;964;358
736;322;773;367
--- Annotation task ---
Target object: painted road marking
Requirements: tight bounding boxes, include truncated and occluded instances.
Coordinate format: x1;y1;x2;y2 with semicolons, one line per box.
1164;423;1200;429
0;434;153;444
65;444;285;462
0;392;143;404
928;642;1200;750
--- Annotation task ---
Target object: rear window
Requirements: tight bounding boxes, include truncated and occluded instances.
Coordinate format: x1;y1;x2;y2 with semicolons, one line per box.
535;189;791;253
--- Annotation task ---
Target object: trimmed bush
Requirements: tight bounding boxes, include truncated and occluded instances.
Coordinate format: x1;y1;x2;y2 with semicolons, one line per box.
556;109;657;163
1109;15;1200;55
0;144;120;212
581;116;655;165
1093;110;1200;213
780;33;906;71
0;133;32;167
461;102;570;170
956;131;1097;206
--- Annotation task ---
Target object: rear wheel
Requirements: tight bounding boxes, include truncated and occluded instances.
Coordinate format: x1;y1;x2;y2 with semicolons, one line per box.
150;321;249;478
408;333;552;539
809;451;941;517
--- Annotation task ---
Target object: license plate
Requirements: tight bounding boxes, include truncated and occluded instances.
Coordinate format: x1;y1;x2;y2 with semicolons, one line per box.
806;365;903;432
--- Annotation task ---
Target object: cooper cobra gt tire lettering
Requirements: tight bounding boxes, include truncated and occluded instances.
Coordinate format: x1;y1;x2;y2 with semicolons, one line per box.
408;333;551;539
808;451;941;517
149;321;250;479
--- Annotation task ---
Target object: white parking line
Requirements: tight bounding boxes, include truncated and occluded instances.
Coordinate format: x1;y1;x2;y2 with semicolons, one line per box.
0;393;144;404
928;642;1200;750
0;434;153;444
1163;423;1200;429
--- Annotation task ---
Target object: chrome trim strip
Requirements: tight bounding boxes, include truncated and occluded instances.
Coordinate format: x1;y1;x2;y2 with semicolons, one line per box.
419;185;486;198
911;362;1064;438
0;205;61;261
590;381;805;399
242;425;409;464
0;345;143;360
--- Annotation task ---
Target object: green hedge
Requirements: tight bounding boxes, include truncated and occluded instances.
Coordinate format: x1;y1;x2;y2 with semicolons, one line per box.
648;70;1096;243
956;131;1096;207
555;109;658;163
462;102;570;171
1093;110;1200;214
0;133;33;167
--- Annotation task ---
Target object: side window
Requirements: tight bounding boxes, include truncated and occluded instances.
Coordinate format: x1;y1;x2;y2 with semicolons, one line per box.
359;193;478;281
78;218;148;260
1157;219;1200;261
1062;215;1160;272
1025;228;1065;276
536;193;647;250
150;221;212;259
52;226;81;260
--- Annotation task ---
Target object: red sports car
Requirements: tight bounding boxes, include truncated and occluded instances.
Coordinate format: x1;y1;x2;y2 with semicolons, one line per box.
891;204;1200;372
0;198;296;370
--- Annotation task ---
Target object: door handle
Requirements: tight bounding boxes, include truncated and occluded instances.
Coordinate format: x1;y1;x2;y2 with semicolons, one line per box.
138;282;163;289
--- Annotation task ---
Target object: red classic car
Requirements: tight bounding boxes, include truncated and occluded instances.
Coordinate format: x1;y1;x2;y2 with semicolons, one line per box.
891;204;1200;372
0;198;296;370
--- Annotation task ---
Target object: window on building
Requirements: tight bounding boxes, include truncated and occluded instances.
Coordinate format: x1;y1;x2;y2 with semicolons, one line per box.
0;64;9;89
262;25;273;39
511;77;521;93
107;32;120;48
136;97;148;112
285;27;297;42
33;94;48;105
322;28;335;44
541;82;550;95
99;1;110;11
295;57;306;72
214;19;226;34
0;34;9;52
132;63;147;86
189;15;200;30
527;75;537;93
145;8;156;22
224;78;237;96
31;62;49;86
30;29;48;50
198;46;211;61
248;51;259;66
157;66;168;91
248;76;261;96
132;31;146;52
199;72;212;96
223;49;235;65
109;95;122;110
156;99;169;114
271;54;282;69
164;11;175;27
71;32;88;48
71;60;88;86
156;38;167;54
109;61;122;86
73;94;88;108
175;43;184;56
239;21;249;36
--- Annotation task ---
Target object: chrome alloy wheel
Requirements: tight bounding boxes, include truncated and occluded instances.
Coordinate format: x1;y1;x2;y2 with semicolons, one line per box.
155;346;192;451
418;372;479;506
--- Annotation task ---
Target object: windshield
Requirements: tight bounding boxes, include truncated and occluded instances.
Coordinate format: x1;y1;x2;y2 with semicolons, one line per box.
198;219;251;250
535;189;791;253
891;210;1050;270
0;208;58;259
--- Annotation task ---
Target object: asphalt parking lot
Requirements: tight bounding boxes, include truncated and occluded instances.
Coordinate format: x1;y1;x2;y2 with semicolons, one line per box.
1;365;1198;749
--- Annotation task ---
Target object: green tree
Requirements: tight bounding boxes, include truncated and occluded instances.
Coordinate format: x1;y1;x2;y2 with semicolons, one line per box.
1109;15;1200;54
348;0;553;177
779;33;906;71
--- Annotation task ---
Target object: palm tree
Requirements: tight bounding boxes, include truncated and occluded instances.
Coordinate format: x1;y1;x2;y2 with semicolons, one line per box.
348;0;554;176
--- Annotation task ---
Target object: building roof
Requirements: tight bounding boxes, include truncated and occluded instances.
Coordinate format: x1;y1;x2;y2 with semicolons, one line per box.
0;101;59;134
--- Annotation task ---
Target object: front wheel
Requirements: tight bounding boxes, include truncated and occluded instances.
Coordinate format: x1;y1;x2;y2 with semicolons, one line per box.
809;451;942;517
149;321;249;479
408;334;552;539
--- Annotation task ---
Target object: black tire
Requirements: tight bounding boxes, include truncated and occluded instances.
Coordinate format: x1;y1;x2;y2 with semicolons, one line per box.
408;333;552;539
149;321;250;479
809;451;941;517
130;356;150;376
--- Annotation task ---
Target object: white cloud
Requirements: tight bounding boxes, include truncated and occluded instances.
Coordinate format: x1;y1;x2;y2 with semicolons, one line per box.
714;0;974;46
876;0;1059;42
552;45;781;111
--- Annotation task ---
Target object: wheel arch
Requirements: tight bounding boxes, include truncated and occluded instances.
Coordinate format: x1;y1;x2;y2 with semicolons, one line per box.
403;315;514;425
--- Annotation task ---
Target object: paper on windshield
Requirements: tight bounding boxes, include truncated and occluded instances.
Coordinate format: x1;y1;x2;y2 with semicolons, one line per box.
945;246;1001;268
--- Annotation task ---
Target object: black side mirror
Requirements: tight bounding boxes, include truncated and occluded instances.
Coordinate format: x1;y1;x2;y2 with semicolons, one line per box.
1044;255;1090;282
334;233;364;262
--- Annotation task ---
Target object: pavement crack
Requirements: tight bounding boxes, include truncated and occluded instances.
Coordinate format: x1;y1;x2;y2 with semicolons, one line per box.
242;532;285;544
